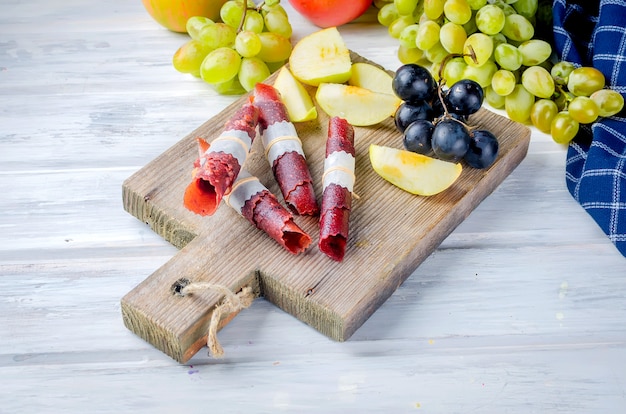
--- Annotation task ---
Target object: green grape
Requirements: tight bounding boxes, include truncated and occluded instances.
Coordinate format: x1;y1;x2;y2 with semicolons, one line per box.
467;0;488;10
493;0;516;16
263;9;292;39
463;14;478;35
491;69;516;96
256;32;292;62
235;30;262;58
220;1;245;28
424;41;448;64
550;61;575;85
198;22;237;49
238;57;271;91
463;60;497;88
263;0;281;6
201;47;242;84
415;20;441;50
505;84;535;123
501;13;534;42
567;67;606;97
172;39;212;76
213;76;246;95
395;0;419;15
397;44;424;64
378;3;399;26
439;22;467;54
444;0;472;25
521;66;554;99
423;0;445;19
551;111;579;144
485;85;506;109
567;96;600;124
530;99;558;133
475;5;505;35
590;89;625;117
186;16;214;42
442;57;467;86
554;89;575;111
265;59;286;73
512;0;538;20
494;43;523;71
517;39;551;66
243;10;265;33
463;33;493;67
399;24;420;49
375;0;393;8
388;15;414;39
490;33;507;49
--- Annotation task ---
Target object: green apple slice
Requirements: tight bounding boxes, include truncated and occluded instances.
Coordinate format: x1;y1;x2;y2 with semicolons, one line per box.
289;27;352;86
273;66;317;122
315;83;399;126
369;144;462;196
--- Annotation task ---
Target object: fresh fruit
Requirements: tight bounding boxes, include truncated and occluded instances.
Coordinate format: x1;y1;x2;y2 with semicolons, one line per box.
171;0;294;94
445;79;484;116
315;83;399;126
287;0;374;28
142;0;227;33
369;144;462;196
431;118;471;162
392;64;437;103
289;27;352;86
402;119;434;155
273;66;318;122
464;129;499;169
348;62;397;97
394;101;434;132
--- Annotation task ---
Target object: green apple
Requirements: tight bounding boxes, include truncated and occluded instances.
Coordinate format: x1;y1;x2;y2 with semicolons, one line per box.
273;66;318;122
369;144;462;196
315;83;399;126
289;27;352;86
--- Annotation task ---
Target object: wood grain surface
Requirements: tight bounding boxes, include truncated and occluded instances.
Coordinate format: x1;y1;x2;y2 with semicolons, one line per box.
121;53;531;362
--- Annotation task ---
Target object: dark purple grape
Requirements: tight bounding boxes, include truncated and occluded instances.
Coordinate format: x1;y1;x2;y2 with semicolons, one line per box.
403;119;434;155
394;101;434;132
392;64;437;103
446;79;484;116
431;119;470;162
464;129;499;169
431;92;446;118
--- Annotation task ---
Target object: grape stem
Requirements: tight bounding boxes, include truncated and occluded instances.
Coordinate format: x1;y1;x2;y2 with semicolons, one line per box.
433;46;479;131
237;1;268;33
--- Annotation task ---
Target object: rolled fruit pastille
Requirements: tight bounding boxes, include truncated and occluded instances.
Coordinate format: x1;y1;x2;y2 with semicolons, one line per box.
183;99;259;216
319;116;355;262
253;83;319;216
225;170;311;254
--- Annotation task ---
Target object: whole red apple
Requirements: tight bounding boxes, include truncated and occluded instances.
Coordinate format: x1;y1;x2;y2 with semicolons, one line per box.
287;0;374;28
142;0;227;33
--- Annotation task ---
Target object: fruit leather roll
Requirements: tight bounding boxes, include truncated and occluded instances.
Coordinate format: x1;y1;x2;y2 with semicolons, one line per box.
319;117;355;262
224;170;311;254
184;100;259;216
253;83;319;216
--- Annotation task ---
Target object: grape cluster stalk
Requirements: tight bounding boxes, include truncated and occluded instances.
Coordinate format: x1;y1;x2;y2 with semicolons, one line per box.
377;0;624;144
172;0;294;94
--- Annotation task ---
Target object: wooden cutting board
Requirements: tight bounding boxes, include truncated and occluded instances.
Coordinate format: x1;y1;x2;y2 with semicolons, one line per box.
121;52;531;363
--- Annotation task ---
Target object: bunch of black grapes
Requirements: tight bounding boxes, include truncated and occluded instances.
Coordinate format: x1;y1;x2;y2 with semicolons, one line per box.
392;63;499;170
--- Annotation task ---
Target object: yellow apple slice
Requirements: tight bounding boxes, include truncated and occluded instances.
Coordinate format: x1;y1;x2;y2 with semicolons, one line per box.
315;83;398;126
289;27;352;86
348;62;396;96
273;66;318;122
369;144;462;196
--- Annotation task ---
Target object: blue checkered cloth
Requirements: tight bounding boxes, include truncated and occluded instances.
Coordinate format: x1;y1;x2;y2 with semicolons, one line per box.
553;0;626;257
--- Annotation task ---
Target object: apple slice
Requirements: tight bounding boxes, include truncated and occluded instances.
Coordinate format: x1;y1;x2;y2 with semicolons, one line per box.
289;27;352;86
369;144;462;196
348;62;396;96
273;66;318;122
315;83;399;126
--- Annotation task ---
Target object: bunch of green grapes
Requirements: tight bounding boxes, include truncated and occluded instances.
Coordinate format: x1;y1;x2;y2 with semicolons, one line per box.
172;0;292;95
374;0;625;143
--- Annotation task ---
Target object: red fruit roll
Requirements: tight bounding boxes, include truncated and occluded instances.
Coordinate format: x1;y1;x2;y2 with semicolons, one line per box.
184;100;259;216
225;170;311;254
253;83;319;216
319;117;355;262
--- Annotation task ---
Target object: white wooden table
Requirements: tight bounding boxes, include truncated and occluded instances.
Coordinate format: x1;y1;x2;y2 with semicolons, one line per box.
1;1;625;412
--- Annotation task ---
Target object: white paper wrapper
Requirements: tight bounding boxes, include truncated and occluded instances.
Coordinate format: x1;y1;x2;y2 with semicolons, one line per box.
224;170;266;215
261;120;304;165
206;129;253;168
323;150;355;192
